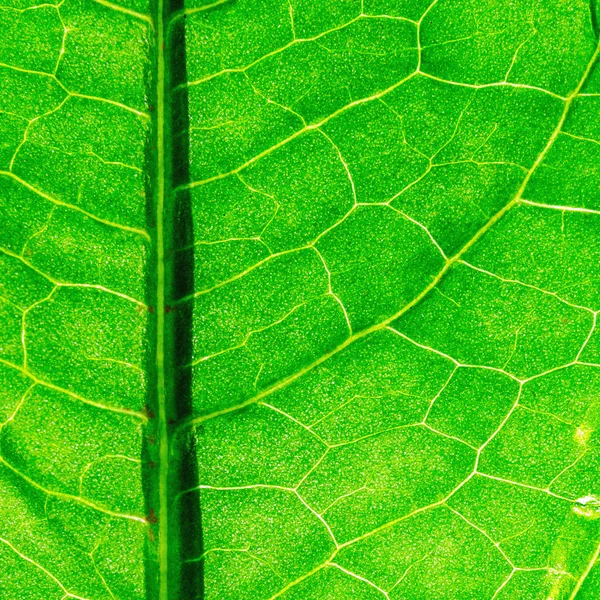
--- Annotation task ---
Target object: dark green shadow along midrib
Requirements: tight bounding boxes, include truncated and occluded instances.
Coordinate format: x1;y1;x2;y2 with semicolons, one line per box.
147;0;200;598
169;6;204;599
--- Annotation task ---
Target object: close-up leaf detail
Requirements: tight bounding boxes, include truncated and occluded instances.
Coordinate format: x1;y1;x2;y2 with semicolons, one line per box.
2;0;600;598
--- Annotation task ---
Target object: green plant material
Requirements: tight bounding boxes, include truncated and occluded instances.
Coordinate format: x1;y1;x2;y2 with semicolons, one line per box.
2;0;600;598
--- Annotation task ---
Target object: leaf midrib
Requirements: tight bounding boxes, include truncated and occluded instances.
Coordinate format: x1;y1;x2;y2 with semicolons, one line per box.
155;0;170;597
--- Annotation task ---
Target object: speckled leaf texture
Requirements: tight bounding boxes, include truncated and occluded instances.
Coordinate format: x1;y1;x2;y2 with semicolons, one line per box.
2;0;600;599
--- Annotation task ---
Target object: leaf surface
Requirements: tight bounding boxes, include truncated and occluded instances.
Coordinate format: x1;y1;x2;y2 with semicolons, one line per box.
2;0;600;599
0;0;153;598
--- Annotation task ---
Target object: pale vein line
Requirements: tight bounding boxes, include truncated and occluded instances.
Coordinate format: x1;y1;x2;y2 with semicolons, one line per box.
56;283;146;307
388;552;431;592
386;327;459;364
91;554;116;600
547;450;587;489
491;571;515;600
268;560;332;599
0;62;56;79
85;356;144;373
0;457;148;524
188;300;309;367
329;563;390;598
338;477;474;549
295;491;340;549
0;384;35;433
422;422;477;450
1;3;63;13
53;1;67;76
561;130;600;147
569;542;600;599
312;246;353;335
0;172;151;240
503;21;537;83
519;198;600;217
416;0;438;71
22;290;56;370
460;260;596;314
576;312;597;361
178;483;294;496
418;70;567;100
328;422;420;449
422;366;458;422
179;246;309;302
388;205;447;259
316;128;357;204
446;505;515;568
320;485;369;515
476;472;574;502
69;92;151;120
260;401;329;446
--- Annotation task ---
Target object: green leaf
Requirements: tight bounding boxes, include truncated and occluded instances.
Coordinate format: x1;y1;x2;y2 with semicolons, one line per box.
2;0;600;598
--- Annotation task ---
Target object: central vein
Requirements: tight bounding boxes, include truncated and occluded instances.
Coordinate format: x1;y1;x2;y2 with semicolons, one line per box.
155;0;170;596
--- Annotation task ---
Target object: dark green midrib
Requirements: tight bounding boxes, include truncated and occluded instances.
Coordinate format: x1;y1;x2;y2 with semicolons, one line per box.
149;0;199;598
